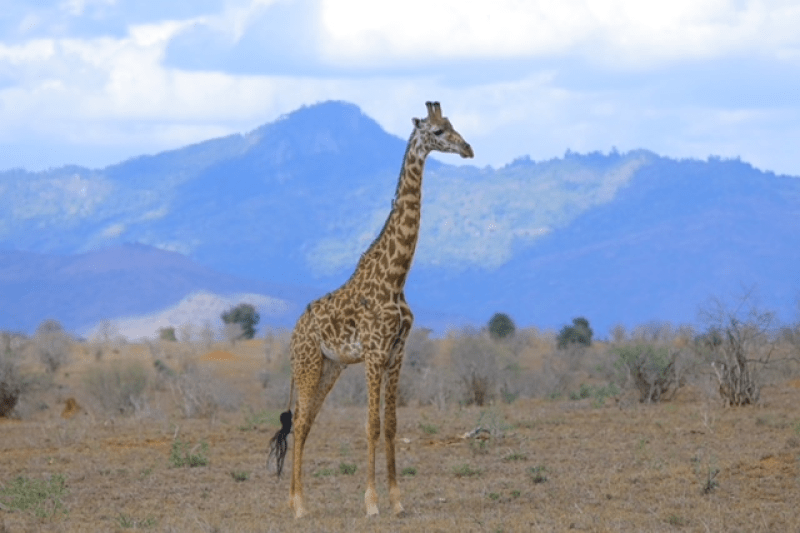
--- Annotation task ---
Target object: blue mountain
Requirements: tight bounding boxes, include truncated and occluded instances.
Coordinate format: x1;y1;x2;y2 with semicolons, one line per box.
1;101;798;336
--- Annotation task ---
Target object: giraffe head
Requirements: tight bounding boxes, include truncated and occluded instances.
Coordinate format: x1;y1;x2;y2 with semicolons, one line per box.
412;101;474;159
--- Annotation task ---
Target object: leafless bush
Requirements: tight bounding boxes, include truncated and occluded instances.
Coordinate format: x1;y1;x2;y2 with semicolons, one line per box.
613;343;686;403
261;329;292;406
608;322;693;403
699;289;776;406
263;329;291;371
95;320;125;348
328;366;367;406
168;363;242;418
397;328;438;406
84;361;149;415
1;332;27;417
451;328;498;406
177;323;194;343
199;321;215;349
34;319;71;374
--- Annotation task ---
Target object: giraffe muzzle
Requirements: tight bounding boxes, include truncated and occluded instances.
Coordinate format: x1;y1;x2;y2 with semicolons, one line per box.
460;143;474;159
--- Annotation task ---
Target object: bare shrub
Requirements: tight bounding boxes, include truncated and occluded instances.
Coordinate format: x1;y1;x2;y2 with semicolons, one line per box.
263;329;291;371
699;289;776;406
84;361;149;415
199;321;215;349
397;328;437;406
328;366;367;406
169;363;242;418
1;332;27;417
613;343;685;403
262;329;292;406
610;323;627;343
610;322;692;403
451;328;498;406
34;320;71;374
177;323;194;343
95;320;125;347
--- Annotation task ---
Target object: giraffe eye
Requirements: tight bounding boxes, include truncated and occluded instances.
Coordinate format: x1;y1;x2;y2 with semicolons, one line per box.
433;129;444;136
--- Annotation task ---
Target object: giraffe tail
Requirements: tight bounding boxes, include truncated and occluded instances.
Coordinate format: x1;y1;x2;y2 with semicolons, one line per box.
267;378;294;478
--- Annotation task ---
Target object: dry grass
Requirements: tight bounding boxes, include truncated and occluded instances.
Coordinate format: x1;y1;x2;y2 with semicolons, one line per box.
1;336;800;531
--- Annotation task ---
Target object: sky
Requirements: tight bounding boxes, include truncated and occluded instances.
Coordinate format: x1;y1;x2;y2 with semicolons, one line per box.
1;0;800;175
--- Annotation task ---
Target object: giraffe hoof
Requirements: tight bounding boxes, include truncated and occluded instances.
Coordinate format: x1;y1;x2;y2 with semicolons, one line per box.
393;505;406;518
290;495;306;518
365;487;379;516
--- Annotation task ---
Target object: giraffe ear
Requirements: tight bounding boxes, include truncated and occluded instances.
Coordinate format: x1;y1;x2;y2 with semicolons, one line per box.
412;117;422;128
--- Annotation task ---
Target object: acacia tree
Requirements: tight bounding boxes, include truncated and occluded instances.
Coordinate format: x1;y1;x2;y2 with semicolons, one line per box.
557;317;593;349
488;312;516;340
221;304;260;340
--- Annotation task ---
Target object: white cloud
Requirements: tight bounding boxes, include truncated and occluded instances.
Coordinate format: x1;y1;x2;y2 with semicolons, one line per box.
61;0;117;17
319;0;800;67
1;0;800;175
100;222;125;238
0;39;56;63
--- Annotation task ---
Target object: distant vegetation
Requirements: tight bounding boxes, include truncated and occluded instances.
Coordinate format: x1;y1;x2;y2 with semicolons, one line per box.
557;317;593;349
1;292;799;421
221;304;260;341
488;313;516;340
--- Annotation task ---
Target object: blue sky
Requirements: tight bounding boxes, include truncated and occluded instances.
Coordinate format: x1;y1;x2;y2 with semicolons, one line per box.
1;0;799;175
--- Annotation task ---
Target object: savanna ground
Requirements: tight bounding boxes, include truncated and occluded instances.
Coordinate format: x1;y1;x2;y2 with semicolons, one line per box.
2;316;800;532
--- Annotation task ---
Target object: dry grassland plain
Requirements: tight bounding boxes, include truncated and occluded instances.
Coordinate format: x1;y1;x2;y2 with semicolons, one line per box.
2;335;800;532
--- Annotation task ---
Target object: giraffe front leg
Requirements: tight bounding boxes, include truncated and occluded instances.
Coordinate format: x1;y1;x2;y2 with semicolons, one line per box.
383;356;405;516
364;359;382;516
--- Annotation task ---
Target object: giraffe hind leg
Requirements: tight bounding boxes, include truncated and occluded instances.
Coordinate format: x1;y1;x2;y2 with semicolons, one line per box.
290;350;344;518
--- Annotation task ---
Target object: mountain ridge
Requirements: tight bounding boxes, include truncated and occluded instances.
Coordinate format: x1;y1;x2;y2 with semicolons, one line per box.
1;101;798;337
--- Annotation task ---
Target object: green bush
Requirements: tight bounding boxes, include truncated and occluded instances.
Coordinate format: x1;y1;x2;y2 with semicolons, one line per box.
159;327;177;342
230;471;249;482
557;317;593;349
169;438;209;468
339;462;357;475
527;465;548;484
488;313;516;340
452;464;482;478
221;303;260;340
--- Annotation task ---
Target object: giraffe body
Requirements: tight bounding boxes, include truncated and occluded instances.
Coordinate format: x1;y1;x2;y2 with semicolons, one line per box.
278;102;473;518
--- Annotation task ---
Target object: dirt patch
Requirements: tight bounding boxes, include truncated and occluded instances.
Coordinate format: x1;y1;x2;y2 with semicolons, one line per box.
199;350;237;362
4;340;800;532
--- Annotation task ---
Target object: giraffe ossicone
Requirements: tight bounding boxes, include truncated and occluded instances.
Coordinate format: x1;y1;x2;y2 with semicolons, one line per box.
268;101;473;518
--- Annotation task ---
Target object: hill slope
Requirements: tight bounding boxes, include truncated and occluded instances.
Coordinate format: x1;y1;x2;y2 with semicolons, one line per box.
1;102;798;336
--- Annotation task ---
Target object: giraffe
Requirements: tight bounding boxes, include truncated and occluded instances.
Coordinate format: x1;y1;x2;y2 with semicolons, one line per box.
268;101;473;518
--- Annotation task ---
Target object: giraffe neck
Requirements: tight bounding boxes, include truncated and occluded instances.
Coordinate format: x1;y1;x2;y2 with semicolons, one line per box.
348;131;429;295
